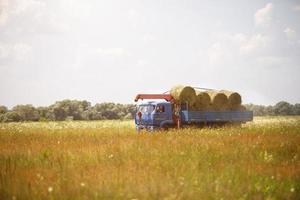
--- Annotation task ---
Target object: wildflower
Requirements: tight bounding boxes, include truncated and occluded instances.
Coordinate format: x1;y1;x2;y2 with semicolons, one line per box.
57;141;60;144
48;186;53;193
108;154;114;159
290;187;295;192
264;151;273;162
80;182;85;187
293;154;297;160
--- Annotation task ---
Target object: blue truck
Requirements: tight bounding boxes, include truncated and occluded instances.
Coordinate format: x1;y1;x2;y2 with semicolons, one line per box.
134;94;253;131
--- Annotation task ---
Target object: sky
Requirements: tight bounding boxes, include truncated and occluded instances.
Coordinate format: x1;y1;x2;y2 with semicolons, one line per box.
0;0;300;108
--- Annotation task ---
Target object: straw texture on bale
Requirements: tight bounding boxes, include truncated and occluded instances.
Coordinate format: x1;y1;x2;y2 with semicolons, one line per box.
221;90;242;107
194;91;211;110
170;85;196;106
206;90;228;110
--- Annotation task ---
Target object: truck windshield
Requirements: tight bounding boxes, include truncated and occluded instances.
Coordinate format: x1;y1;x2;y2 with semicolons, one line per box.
138;105;155;114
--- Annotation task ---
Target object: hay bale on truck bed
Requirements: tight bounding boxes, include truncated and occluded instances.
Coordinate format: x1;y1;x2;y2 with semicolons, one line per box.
206;90;228;111
170;85;196;108
194;91;211;110
220;90;242;107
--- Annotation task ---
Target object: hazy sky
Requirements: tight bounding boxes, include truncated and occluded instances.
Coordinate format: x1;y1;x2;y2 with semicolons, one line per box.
0;0;300;108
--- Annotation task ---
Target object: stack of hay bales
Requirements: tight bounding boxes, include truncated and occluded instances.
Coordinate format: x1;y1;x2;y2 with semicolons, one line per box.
170;85;245;111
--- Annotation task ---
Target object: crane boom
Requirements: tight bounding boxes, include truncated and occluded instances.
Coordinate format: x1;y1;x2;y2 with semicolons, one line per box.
134;94;173;102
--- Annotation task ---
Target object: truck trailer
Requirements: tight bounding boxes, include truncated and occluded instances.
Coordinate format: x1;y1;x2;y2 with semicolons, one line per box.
134;93;253;131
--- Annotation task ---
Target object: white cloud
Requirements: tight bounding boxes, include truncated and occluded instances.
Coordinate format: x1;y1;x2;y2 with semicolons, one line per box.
59;0;91;19
254;3;273;27
0;43;32;60
230;33;247;44
0;0;71;33
239;34;270;54
0;0;9;26
256;56;289;68
293;5;300;11
128;9;139;28
128;9;138;20
136;59;148;67
0;0;46;23
142;34;156;43
284;27;297;40
209;32;270;59
96;48;128;57
208;42;226;64
128;8;146;29
14;43;32;60
11;0;46;15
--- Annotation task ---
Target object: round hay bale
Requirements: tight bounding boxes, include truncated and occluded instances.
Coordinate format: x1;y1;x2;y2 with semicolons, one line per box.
206;90;228;110
194;91;211;110
170;85;196;107
220;90;242;107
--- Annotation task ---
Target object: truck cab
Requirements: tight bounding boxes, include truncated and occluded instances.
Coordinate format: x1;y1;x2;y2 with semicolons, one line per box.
135;101;174;131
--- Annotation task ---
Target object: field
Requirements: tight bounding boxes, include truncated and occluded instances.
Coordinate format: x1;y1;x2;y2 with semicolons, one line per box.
0;117;299;200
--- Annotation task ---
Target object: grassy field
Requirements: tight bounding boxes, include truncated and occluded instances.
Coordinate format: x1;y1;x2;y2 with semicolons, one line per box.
0;117;299;200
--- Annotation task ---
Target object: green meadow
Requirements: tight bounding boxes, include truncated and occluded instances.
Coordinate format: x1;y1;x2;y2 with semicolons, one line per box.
0;117;299;199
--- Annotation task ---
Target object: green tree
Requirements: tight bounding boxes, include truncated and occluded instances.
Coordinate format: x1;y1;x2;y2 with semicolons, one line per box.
264;105;274;116
50;100;92;121
2;111;22;122
12;104;39;121
274;101;293;115
292;103;300;115
0;105;8;114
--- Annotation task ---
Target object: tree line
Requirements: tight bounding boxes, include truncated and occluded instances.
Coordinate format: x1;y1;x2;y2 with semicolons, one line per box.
0;100;299;122
0;100;136;122
244;101;300;116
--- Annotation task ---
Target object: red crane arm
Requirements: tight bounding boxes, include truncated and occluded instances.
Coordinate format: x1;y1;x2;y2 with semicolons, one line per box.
134;94;173;102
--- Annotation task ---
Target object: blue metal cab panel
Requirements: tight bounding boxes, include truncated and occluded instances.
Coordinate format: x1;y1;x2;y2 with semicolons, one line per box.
180;111;253;123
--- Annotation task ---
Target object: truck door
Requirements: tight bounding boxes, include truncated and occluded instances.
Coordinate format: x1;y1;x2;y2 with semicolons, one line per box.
155;104;170;122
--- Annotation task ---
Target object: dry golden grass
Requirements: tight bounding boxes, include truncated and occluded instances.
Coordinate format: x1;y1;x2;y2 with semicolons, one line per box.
0;117;300;199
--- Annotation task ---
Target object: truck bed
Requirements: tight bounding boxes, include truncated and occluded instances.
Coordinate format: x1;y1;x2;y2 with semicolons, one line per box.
180;110;253;123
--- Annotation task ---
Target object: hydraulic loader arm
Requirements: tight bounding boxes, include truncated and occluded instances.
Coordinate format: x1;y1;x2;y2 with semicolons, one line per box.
134;94;173;102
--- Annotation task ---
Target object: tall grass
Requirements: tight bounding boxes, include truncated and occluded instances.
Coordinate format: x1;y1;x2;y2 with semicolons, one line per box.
0;117;299;199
